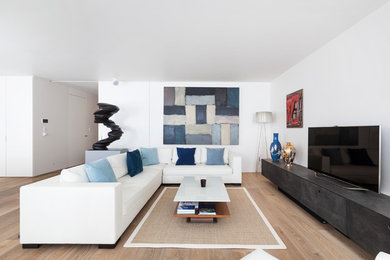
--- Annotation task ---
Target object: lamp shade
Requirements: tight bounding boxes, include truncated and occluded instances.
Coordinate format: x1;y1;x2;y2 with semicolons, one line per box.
256;111;272;123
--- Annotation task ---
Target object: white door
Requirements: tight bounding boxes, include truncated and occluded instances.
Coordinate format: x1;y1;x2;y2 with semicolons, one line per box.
0;78;6;176
68;94;89;166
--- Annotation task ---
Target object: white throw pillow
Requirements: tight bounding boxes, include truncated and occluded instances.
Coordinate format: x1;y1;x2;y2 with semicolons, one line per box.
60;165;89;183
106;153;128;179
158;147;173;164
172;147;201;164
200;147;229;164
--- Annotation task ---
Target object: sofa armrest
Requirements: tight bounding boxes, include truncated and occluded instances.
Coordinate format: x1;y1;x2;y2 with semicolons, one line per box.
229;151;242;183
20;176;123;245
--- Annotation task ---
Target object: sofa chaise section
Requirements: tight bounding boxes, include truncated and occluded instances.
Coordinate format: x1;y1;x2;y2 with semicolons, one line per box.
20;163;162;248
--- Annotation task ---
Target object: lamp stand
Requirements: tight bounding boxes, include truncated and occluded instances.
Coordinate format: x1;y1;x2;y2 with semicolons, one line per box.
256;123;269;173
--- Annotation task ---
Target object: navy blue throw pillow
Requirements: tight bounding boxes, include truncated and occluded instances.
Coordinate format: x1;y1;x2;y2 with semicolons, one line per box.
176;148;196;165
127;150;143;177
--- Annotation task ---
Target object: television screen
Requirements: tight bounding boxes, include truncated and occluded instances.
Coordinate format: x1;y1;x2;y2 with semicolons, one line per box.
308;126;380;193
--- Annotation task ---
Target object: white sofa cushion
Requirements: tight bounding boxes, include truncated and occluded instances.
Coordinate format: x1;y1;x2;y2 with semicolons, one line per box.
163;164;232;176
119;164;163;214
172;147;201;164
200;147;228;164
59;165;89;183
157;147;173;164
106;153;128;179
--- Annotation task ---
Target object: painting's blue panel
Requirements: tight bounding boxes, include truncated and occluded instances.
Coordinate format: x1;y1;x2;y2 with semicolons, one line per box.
227;88;239;108
196;105;207;124
215;88;227;106
186;95;215;105
212;124;221;145
174;125;186;144
230;124;239;145
185;88;215;95
164;106;185;115
163;125;175;144
164;87;175;106
186;134;212;144
216;107;239;116
164;125;186;144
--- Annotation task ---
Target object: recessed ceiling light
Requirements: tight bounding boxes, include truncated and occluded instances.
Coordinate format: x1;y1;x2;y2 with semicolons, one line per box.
112;78;119;86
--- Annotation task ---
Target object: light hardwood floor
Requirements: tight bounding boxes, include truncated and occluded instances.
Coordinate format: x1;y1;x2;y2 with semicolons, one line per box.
0;172;373;260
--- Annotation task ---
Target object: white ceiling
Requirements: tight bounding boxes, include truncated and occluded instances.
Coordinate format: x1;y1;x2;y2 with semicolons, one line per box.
0;0;388;92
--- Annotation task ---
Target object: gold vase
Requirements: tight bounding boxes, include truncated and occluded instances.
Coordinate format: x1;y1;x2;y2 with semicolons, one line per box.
282;142;296;167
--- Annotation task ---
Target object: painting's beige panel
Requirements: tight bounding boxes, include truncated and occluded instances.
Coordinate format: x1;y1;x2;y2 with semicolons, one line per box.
185;105;196;125
215;116;239;124
175;87;185;105
207;105;216;124
164;115;186;125
185;124;212;135
221;124;231;145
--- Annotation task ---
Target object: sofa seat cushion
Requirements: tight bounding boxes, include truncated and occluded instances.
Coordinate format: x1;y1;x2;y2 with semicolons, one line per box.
120;165;163;215
163;164;232;176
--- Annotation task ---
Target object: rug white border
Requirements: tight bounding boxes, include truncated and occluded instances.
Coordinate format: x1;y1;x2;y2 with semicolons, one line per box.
124;187;286;249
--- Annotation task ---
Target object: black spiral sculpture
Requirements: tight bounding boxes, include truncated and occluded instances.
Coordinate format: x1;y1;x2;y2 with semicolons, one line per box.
92;103;123;150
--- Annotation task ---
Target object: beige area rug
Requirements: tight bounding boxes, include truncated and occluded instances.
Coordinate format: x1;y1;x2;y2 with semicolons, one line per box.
124;187;286;249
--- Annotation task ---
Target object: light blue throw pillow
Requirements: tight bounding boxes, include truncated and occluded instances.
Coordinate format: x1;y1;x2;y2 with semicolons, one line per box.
206;148;225;165
85;158;117;182
140;148;159;166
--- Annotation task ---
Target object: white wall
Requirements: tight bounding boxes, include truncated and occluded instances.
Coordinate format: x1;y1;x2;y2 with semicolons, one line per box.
0;77;7;176
0;76;34;176
33;77;98;175
270;2;390;195
99;81;271;172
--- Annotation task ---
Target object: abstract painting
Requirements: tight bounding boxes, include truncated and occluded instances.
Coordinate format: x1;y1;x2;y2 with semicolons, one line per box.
163;87;239;145
286;89;303;128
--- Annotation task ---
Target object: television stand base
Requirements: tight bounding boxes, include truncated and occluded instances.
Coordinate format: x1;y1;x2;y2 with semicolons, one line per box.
314;172;368;191
278;187;328;224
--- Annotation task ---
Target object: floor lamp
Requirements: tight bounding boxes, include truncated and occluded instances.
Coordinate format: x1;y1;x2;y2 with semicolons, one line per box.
256;111;272;173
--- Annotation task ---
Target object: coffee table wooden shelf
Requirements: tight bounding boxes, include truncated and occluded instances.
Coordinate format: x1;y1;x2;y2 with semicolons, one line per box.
173;202;231;223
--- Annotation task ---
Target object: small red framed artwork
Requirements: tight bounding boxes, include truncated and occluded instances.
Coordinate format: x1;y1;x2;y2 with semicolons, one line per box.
286;89;303;128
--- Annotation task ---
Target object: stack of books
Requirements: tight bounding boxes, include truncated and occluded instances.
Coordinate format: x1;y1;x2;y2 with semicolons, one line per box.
177;201;199;215
198;203;216;215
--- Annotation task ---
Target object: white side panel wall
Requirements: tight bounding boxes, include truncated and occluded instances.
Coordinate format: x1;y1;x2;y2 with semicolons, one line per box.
5;76;34;176
0;78;6;176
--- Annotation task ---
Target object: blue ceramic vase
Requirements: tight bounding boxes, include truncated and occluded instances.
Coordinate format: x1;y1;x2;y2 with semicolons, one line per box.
270;133;282;162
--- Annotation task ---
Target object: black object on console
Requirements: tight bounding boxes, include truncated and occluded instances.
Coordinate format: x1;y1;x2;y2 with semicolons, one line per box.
92;103;123;150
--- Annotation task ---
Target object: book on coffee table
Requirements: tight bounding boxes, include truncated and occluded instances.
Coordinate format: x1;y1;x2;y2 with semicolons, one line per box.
177;201;198;214
198;204;216;215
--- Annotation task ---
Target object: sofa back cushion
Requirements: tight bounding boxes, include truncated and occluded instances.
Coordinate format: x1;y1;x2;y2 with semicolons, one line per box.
157;147;173;164
140;148;159;166
85;158;117;182
127;149;143;177
106;153;128;179
206;148;225;165
201;147;228;164
176;148;196;165
60;165;89;183
173;147;201;164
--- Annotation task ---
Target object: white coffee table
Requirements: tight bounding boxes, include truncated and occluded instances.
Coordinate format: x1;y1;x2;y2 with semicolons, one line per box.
173;176;231;223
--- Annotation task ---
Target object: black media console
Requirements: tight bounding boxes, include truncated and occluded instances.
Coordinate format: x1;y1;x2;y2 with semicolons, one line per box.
262;159;390;256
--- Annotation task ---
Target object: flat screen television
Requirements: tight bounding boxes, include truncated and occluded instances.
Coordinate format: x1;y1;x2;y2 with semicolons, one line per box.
308;126;381;193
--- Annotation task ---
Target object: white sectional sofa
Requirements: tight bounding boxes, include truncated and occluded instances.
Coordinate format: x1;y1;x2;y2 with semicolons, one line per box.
20;147;241;248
